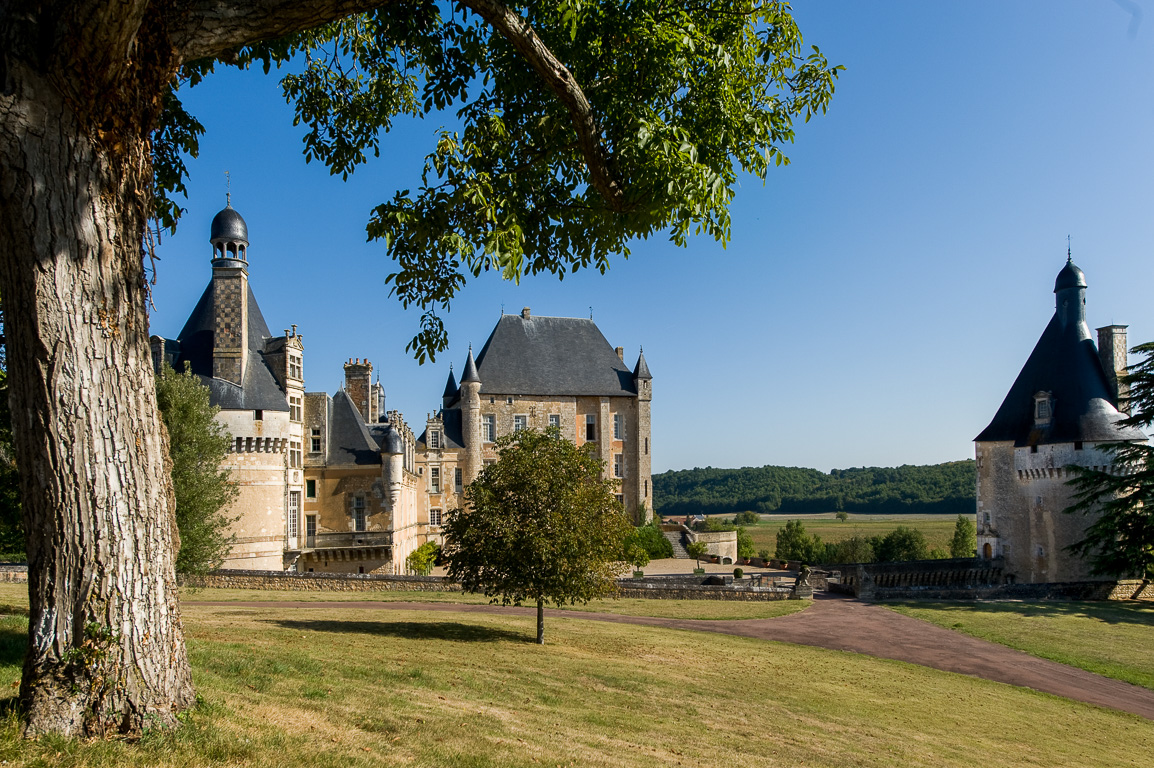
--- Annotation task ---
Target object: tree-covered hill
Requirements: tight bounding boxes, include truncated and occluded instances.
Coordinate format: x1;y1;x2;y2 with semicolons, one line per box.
653;461;975;517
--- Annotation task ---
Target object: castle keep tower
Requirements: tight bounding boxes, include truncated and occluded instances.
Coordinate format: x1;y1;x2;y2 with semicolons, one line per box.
209;204;250;385
974;257;1145;583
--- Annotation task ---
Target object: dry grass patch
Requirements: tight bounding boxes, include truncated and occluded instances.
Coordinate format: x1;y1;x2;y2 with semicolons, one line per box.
0;603;1149;766
888;600;1154;689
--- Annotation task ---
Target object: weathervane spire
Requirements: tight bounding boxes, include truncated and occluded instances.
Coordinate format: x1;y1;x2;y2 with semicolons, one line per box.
1067;234;1072;262
225;170;231;207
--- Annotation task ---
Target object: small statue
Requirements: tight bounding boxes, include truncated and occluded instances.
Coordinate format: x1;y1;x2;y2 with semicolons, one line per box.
798;564;811;586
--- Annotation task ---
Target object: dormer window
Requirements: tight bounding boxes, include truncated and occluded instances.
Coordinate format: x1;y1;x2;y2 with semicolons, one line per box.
1033;392;1053;426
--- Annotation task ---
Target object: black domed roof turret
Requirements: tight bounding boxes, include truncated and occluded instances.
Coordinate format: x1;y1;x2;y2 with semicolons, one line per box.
210;204;249;245
1054;257;1086;292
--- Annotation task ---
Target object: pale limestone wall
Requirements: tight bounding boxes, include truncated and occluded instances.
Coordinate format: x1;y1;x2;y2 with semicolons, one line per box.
467;392;650;515
688;530;738;564
977;440;1117;583
217;409;293;570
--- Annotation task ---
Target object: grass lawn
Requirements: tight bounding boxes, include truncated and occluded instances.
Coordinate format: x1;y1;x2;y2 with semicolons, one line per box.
0;600;1150;767
888;600;1154;690
698;513;964;555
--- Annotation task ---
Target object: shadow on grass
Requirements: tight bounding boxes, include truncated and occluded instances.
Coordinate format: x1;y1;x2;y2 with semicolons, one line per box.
891;599;1154;627
265;619;532;644
0;623;27;670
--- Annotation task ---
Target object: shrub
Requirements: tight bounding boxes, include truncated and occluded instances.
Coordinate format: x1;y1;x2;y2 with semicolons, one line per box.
736;526;755;559
406;541;440;575
872;527;929;562
757;548;770;560
950;514;977;558
733;568;744;579
624;521;674;560
734;510;760;525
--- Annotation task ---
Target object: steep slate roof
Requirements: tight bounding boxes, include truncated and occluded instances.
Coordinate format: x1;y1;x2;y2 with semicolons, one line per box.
976;263;1144;446
327;390;383;466
473;314;637;396
173;282;288;411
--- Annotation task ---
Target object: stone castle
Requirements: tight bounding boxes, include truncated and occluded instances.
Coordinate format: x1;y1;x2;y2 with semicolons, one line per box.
974;257;1144;583
151;202;653;574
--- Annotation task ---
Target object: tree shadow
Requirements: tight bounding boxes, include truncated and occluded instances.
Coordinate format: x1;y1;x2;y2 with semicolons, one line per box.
897;599;1154;627
0;623;27;669
264;619;532;644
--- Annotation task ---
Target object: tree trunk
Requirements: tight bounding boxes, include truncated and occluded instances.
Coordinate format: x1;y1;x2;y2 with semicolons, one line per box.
536;598;544;645
0;61;193;737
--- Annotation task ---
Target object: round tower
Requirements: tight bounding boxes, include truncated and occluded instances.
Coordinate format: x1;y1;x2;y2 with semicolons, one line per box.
460;347;482;483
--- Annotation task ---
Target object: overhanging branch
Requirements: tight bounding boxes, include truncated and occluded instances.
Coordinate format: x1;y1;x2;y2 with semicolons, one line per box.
168;0;628;211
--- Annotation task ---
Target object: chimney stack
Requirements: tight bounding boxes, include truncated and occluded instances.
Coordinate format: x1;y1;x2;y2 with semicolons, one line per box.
343;358;374;423
1097;325;1130;415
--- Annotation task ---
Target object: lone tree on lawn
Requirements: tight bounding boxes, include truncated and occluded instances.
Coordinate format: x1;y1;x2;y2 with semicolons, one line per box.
443;427;632;645
1065;341;1154;578
0;0;839;736
155;364;239;577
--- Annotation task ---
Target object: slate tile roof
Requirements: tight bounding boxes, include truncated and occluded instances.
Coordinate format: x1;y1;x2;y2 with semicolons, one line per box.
171;282;289;412
472;314;638;397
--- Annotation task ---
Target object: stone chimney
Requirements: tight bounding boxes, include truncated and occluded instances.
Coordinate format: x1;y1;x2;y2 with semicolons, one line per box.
1097;325;1130;415
343;358;374;423
521;307;531;319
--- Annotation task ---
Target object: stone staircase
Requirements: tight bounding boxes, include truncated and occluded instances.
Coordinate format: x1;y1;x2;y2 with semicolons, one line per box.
663;530;690;559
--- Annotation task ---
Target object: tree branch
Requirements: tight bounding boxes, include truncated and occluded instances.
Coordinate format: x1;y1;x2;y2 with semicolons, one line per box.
170;0;398;62
168;0;628;212
457;0;628;212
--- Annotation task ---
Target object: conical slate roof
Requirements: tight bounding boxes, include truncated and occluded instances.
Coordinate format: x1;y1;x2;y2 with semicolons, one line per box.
633;348;652;380
975;261;1144;446
460;347;480;383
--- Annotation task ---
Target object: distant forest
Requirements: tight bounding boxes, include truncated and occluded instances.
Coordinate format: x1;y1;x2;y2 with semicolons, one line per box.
653;461;976;517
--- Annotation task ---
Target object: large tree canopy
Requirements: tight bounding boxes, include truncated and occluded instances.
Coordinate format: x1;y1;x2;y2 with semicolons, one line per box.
0;0;837;737
159;0;841;359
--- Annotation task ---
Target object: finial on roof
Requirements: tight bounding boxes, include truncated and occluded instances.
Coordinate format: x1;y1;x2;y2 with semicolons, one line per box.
225;170;231;207
589;306;593;320
461;345;480;383
1067;234;1072;263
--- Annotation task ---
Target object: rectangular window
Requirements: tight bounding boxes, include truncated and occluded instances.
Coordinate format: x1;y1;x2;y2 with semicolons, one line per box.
289;395;302;422
430;467;440;493
290;440;302;469
484;458;497;466
514;415;528;432
352;496;366;532
483;414;496;442
615;493;624;506
287;491;300;538
305;479;316;498
429;430;441;449
289;355;302;380
454;467;463;491
310;428;321;453
613;413;624;440
430;508;443;526
586;414;596;441
613;453;623;478
306;515;316;546
548;414;560;429
254;409;263;421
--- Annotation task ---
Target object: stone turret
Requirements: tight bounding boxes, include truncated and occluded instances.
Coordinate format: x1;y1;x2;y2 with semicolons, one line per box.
632;348;653;522
460;347;482;483
442;366;458;411
210;203;250;385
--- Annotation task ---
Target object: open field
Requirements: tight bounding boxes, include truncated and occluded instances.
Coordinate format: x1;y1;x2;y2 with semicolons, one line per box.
0;599;1151;767
694;512;964;555
888;600;1154;690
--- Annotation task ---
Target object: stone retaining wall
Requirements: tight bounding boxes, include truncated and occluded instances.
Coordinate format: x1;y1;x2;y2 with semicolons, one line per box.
184;569;803;600
863;578;1153;602
0;565;27;583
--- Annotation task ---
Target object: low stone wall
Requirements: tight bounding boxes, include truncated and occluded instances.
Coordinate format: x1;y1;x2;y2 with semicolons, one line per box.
869;579;1154;602
184;569;804;601
0;564;27;583
184;569;464;593
826;558;1005;598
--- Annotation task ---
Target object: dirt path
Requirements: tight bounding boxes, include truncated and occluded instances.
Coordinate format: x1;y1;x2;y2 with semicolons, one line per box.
190;594;1154;720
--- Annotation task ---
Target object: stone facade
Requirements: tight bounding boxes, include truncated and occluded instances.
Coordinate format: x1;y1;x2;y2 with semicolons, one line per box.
156;206;654;577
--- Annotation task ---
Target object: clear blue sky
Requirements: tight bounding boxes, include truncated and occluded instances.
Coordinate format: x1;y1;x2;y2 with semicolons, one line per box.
149;0;1154;474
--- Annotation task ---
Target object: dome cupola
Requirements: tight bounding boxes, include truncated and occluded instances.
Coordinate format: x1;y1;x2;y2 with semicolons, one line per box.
210;201;249;263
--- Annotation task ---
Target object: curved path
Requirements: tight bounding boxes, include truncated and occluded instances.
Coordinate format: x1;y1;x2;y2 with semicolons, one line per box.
190;594;1154;720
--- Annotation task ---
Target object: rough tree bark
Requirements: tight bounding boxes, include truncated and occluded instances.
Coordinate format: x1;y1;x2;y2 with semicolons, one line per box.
0;0;623;736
